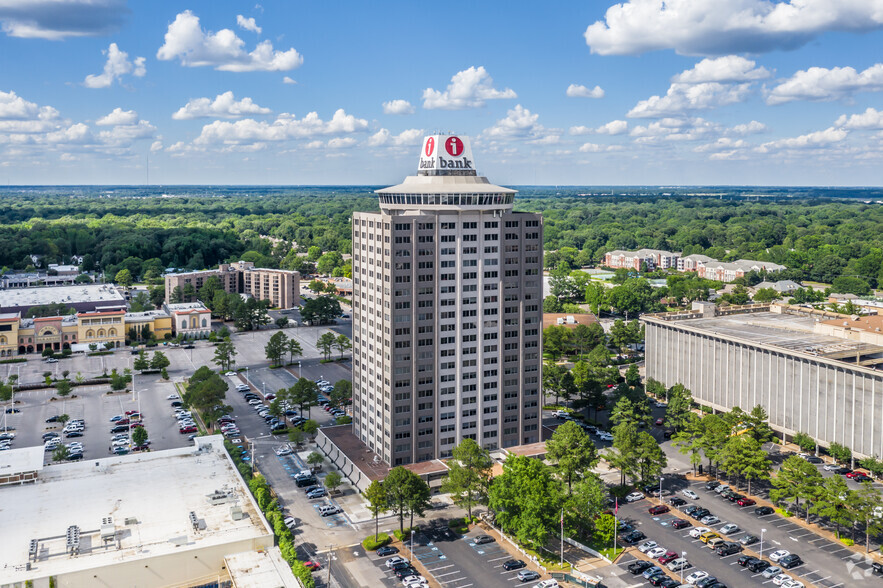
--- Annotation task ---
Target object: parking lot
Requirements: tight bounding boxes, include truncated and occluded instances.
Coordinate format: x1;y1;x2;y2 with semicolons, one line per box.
1;372;196;462
362;522;552;588
614;476;880;588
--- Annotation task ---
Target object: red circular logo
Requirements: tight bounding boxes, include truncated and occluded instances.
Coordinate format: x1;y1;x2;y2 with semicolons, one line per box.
445;136;464;156
424;137;435;157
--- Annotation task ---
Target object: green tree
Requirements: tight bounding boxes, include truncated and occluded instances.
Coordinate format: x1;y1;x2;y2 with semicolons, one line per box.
289;378;318;417
545;421;599;494
594;513;617;545
317;251;344;275
745;404;774;443
317;332;336;360
265;331;288;367
183;366;231;428
129;291;152;312
440;438;493;519
608;421;640;485
53;445;70;462
384;466;430;534
307;451;323;469
149;285;166;307
114;268;133;288
275;316;289;329
324;471;342;494
334;334;351;358
542;362;566;405
307;246;322;261
672;413;705;474
212;339;237;372
198;275;224;305
55;379;72;398
752;287;781;303
810;475;854;538
855;482;883;552
308;279;325;294
792;432;816;453
664;384;693;432
285;338;303;365
132;426;148;447
719;434;771;495
133;350;149;372
300;296;343;325
697;414;731;473
770;456;824;521
645;378;666;400
330;379;352;408
489;455;561;550
150;351;170;371
364;480;388;541
170;285;183;304
829;442;852;464
181;283;196;302
634;431;667;483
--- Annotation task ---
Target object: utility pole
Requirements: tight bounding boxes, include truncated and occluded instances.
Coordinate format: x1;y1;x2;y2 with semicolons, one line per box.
327;544;333;585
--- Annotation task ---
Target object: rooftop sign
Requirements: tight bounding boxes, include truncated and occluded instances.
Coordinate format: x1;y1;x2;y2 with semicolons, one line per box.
418;134;476;174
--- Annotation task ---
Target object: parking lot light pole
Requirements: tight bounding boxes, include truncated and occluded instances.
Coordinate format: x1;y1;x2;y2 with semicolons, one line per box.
680;551;686;583
760;528;766;558
659;476;663;500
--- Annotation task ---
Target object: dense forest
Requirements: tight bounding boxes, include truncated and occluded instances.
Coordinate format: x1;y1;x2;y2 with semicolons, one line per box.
0;186;881;291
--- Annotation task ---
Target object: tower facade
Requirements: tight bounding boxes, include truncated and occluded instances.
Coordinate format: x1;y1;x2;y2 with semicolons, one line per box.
352;135;543;466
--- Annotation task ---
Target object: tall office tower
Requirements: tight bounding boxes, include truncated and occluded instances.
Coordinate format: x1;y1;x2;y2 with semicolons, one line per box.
352;134;543;466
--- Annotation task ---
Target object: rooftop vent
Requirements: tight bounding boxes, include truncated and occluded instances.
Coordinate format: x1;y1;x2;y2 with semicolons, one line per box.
28;538;38;561
66;525;80;555
189;511;199;531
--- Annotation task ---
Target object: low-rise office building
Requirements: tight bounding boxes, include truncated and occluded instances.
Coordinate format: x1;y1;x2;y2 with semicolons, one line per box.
0;283;125;315
0;436;293;588
164;260;300;309
165;301;213;338
643;302;883;459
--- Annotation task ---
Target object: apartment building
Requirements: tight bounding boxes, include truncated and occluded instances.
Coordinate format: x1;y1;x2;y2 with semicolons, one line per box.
604;248;680;270
164;260;299;309
352;134;543;466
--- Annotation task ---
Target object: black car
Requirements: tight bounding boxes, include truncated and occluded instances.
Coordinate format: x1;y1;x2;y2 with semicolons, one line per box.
376;546;399;557
747;559;770;573
5;407;20;413
695;577;718;588
754;506;775;516
67;452;84;461
295;476;317;488
737;555;756;567
394;567;417;579
727;493;745;502
627;560;654;574
183;344;195;349
779;554;803;569
705;480;721;490
872;562;883;575
621;530;646;544
648;574;671;586
64;431;83;438
853;473;873;483
691;508;711;520
657;580;680;588
669;497;687;507
682;505;700;516
46;415;61;423
110;424;129;433
716;542;742;556
834;466;852;475
805;455;823;464
502;559;526;571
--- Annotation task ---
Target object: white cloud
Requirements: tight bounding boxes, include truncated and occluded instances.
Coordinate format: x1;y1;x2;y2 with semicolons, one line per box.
596;120;629;135
192;109;368;147
730;120;767;134
236;15;261;34
0;90;51;120
327;137;356;149
422;66;516;110
569;126;592;136
157;10;302;72
566;84;605;98
382;99;415;115
97;120;156;145
172;92;271;120
282;76;297;85
767;63;883;104
96;108;138;126
584;0;883;56
629;82;752;118
672;56;770;84
694;137;748;152
757;126;848;152
83;43;146;89
0;0;128;40
150;140;164;152
367;128;423;147
578;142;621;153
482;105;559;144
836;107;883;130
630;117;721;142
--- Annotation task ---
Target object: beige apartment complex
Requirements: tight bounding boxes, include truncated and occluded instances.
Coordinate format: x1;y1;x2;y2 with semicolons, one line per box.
164;260;300;309
352;134;543;466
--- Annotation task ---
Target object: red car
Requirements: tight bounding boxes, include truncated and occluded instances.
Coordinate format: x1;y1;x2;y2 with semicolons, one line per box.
845;471;865;479
179;425;197;434
658;550;679;564
737;497;756;507
131;422;144;429
671;518;691;529
304;561;321;571
649;505;670;515
116;418;129;425
655;418;664;426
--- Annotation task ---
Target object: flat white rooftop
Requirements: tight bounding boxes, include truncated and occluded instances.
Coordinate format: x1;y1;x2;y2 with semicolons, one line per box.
0;436;272;584
0;283;125;309
0;444;44;479
225;548;300;588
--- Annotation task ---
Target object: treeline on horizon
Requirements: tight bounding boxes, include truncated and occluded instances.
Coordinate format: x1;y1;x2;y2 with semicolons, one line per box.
1;187;882;291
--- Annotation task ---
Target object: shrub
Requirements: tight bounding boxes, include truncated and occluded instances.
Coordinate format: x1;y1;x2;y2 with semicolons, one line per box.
362;533;391;550
448;518;469;534
291;561;316;588
393;527;416;541
775;508;793;518
840;538;854;546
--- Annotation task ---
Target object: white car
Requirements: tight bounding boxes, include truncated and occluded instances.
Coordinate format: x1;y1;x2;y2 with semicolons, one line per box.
385;556;407;569
719;523;740;534
772;574;792;586
402;576;428;587
782;580;804;588
637;540;658;553
167;393;179;400
646;546;666;559
769;549;790;562
685;570;708;585
283;516;296;528
822;463;840;471
682;490;699;500
688;526;710;538
225;371;236;377
274;445;293;456
531;581;558;588
625;491;644;503
599;433;614;441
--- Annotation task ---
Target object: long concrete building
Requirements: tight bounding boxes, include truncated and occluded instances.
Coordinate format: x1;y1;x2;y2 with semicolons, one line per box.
351;134;544;466
164;260;300;309
643;302;883;459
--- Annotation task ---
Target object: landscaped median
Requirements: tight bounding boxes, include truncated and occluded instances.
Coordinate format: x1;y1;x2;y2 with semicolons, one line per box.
361;527;443;588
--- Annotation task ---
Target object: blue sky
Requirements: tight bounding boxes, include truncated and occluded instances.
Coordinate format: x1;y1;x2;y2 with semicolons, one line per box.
1;0;882;186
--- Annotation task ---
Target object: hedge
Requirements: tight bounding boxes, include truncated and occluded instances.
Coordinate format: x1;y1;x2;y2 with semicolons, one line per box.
0;358;27;364
362;533;391;551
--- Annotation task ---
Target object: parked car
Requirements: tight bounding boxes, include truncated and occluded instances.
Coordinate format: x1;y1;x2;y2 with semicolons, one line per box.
666;558;691;572
688;527;711;539
769;549;790;563
628;560;654;574
716;542;742;556
748;559;771;573
637;540;658;553
473;535;495;545
517;570;541;582
736;497;756;507
740;534;759;545
755;506;775;516
621;530;646;544
779;554;803;569
704;480;720;490
625;491;645;503
649;505;670;515
685;570;708;584
719;523;740;534
669;497;687;507
671;518;691;529
502;559;526;571
658;550;679;564
762;566;783;579
376;546;399;557
682;490;700;500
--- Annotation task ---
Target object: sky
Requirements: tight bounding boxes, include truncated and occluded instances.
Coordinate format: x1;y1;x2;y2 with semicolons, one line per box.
1;0;883;186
